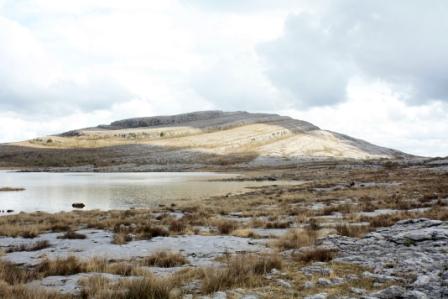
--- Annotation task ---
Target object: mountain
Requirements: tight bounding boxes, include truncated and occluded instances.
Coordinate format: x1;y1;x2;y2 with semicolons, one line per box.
0;111;408;171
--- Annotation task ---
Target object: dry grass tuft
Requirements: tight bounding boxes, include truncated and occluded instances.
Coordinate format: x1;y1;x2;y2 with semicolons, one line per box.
201;253;282;293
293;247;337;264
0;261;33;284
231;228;258;238
34;256;143;278
143;251;188;268
111;222;169;244
35;256;87;276
421;207;448;221
122;276;177;299
214;220;239;235
57;231;87;239
112;232;133;245
20;230;39;239
6;240;50;253
275;228;317;250
318;204;353;216
80;273;185;299
264;220;291;229
168;219;187;233
365;213;408;228
0;281;69;299
335;224;369;238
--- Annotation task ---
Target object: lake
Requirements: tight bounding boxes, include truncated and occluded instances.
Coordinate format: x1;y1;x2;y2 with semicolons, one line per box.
0;171;274;213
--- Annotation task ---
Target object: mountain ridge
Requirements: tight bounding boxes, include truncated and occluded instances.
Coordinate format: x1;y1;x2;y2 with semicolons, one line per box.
0;111;409;171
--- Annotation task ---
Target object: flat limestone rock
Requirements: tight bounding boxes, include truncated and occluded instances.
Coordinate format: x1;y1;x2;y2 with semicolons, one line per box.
321;218;448;298
0;229;267;266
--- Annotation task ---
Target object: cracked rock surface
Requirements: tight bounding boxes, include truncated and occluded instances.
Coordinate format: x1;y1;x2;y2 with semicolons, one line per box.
321;219;448;298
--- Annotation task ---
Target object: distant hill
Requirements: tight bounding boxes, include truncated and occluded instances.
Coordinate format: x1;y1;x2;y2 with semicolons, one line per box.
0;111;409;171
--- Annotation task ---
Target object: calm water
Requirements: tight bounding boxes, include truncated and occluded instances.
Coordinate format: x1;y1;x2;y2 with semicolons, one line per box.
0;172;270;213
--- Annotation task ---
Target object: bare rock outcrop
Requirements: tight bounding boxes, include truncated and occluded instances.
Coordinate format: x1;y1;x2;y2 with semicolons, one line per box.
321;219;448;298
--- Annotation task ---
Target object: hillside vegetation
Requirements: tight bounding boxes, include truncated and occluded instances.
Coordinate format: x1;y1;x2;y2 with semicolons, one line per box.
0;111;406;170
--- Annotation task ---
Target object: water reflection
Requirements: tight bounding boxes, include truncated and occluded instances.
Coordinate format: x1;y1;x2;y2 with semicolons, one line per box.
0;172;270;213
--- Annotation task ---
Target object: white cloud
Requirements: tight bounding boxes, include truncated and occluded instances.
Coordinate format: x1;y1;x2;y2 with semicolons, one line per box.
259;0;448;106
0;0;447;157
281;79;448;157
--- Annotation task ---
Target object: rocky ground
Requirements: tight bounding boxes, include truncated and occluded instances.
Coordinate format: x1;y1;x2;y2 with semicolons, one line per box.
0;161;447;298
1;219;446;298
319;218;448;298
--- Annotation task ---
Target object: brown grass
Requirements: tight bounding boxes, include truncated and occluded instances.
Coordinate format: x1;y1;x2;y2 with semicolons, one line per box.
0;210;176;239
365;212;410;228
318;204;353;216
421;207;448;220
143;251;188;268
231;228;259;238
0;281;69;299
35;256;89;276
112;223;169;244
139;225;169;240
264;220;291;229
201;253;282;293
292;248;337;264
6;240;50;253
57;231;87;239
20;230;39;239
80;274;181;299
335;224;369;238
213;219;239;235
168;219;187;233
0;261;33;284
274;228;317;250
121;278;174;299
33;256;142;278
112;232;133;245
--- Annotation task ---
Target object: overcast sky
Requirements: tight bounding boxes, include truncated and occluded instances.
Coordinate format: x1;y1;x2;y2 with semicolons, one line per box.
0;0;447;157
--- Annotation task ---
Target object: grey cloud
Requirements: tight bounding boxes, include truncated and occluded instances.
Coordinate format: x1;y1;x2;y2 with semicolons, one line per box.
0;77;133;115
259;13;355;106
190;59;289;111
0;14;133;116
259;0;448;107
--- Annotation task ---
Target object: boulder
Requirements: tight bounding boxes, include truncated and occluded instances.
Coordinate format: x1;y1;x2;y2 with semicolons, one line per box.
72;203;85;209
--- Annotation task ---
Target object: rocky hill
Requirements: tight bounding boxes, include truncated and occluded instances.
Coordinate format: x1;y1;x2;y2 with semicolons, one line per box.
0;111;408;171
